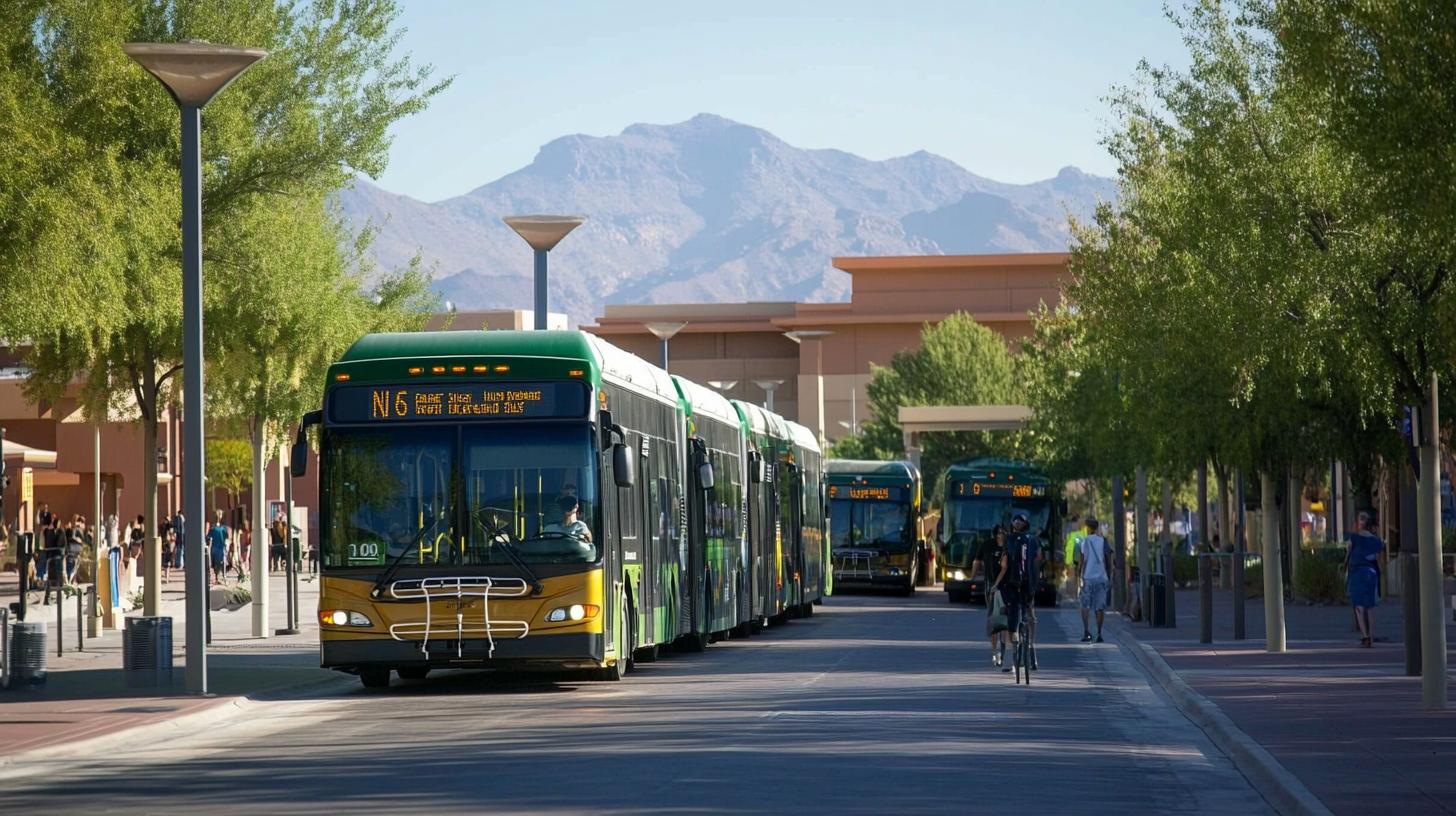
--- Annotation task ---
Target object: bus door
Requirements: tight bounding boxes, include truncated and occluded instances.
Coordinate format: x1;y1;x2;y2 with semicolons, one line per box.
687;437;709;635
639;435;658;648
602;439;622;658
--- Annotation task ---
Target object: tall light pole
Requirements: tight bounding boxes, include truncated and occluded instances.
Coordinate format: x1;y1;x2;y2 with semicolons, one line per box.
644;322;687;370
752;379;784;412
503;215;584;330
784;330;833;446
125;41;266;696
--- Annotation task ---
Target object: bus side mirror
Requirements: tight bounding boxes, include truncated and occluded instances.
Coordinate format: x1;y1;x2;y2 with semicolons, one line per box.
291;410;322;477
612;442;635;488
599;410;615;451
747;451;763;483
1058;498;1069;516
698;460;716;491
938;517;949;545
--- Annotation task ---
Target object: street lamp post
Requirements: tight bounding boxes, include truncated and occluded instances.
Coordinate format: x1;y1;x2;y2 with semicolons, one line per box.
644;322;688;370
752;379;784;413
784;331;833;446
707;380;738;396
124;41;266;696
503;215;585;330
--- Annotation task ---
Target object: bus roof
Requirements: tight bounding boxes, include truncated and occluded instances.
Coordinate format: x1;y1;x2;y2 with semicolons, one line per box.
332;330;678;405
339;330;595;364
672;375;739;428
826;459;920;481
944;457;1050;482
784;420;821;455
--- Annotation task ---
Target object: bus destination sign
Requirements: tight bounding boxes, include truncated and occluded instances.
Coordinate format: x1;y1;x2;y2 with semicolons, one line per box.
329;381;589;424
828;485;908;502
954;480;1046;499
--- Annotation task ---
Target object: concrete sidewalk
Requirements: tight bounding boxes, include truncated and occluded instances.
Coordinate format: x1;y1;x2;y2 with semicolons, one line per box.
0;567;342;760
1121;587;1456;816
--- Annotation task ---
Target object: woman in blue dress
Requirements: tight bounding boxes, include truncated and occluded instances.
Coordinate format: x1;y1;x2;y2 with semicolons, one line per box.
1346;510;1383;648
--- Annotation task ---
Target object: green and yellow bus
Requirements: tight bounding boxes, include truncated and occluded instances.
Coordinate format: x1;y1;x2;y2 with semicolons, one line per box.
933;458;1060;605
292;330;826;688
826;459;924;594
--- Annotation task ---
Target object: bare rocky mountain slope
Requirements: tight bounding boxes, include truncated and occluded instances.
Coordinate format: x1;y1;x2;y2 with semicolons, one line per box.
336;113;1115;324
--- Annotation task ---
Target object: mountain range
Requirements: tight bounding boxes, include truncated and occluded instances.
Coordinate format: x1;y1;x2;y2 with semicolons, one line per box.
336;113;1117;325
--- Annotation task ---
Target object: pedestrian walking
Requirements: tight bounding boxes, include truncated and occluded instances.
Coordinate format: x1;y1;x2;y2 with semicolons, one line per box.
270;512;288;572
160;521;175;582
972;524;1010;666
238;519;252;579
1346;510;1383;648
128;515;145;574
171;510;186;570
1076;517;1111;643
207;511;229;587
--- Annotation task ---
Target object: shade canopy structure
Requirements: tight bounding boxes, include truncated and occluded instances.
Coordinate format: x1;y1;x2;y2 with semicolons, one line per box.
898;405;1033;471
122;42;267;107
503;215;586;252
2;438;57;467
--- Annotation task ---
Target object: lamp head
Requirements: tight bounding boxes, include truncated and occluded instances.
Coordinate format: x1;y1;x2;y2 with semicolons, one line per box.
123;41;267;108
644;322;688;341
503;215;586;252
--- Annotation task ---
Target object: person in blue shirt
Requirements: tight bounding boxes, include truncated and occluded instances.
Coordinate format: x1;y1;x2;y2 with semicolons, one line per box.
207;511;230;587
1346;510;1383;648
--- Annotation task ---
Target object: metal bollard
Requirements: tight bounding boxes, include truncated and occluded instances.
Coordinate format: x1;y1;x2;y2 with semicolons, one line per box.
76;590;84;652
56;590;64;657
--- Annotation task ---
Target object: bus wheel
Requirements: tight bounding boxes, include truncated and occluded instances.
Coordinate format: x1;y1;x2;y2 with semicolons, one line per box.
396;666;429;681
634;644;659;663
801;601;814;618
678;631;708;652
359;667;391;689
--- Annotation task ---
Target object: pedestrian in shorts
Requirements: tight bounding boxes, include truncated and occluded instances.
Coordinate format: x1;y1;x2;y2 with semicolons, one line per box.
1076;517;1111;643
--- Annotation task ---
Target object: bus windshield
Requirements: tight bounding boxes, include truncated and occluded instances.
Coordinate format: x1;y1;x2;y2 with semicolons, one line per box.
323;424;599;569
829;498;911;551
941;497;1051;568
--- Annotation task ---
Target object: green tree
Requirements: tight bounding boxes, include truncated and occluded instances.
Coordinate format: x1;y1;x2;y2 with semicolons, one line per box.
0;1;448;614
205;437;252;513
851;312;1019;486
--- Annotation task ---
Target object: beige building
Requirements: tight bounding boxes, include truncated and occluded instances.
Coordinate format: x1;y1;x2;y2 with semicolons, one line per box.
585;252;1069;444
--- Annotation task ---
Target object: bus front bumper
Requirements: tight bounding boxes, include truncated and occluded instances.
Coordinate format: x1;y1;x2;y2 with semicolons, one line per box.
322;632;604;671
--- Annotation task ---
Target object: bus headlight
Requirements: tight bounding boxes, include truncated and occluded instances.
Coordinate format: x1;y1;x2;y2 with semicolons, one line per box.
545;604;599;623
953;570;967;581
319;609;372;627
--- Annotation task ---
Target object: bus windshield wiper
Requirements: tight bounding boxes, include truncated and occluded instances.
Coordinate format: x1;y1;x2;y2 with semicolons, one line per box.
475;513;544;596
371;524;438;599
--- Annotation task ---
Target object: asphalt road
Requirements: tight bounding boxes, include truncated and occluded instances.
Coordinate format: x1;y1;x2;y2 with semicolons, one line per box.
2;590;1270;815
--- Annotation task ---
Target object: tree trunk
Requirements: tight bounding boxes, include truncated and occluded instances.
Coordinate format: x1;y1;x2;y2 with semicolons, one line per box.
1262;471;1286;653
1215;462;1232;589
250;417;270;637
142;364;162;617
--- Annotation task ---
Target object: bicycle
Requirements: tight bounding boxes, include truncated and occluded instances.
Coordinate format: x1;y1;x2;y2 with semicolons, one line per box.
1012;599;1036;685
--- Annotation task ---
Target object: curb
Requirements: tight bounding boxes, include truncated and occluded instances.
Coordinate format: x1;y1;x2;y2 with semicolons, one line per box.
1113;623;1333;816
0;672;353;779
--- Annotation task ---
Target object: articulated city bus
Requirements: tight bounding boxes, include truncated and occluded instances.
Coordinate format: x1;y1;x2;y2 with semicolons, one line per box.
826;459;924;594
934;458;1061;605
292;330;825;688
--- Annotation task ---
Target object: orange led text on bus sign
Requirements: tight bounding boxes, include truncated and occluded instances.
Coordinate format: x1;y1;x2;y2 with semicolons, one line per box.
370;387;545;419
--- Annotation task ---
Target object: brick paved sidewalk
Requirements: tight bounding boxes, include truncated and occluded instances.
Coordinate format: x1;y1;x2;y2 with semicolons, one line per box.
0;569;340;759
1123;587;1456;816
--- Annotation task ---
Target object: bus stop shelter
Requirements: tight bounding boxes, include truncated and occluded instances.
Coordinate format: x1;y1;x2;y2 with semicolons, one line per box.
898;405;1033;471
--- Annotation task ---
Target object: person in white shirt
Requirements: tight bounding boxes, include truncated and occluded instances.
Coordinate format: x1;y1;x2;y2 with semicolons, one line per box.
1076;517;1111;643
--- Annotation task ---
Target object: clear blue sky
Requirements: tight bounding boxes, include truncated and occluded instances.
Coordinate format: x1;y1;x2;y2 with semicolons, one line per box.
375;1;1188;203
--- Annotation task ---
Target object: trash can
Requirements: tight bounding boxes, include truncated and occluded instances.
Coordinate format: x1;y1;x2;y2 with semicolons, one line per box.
1149;573;1168;627
10;621;49;687
123;616;173;688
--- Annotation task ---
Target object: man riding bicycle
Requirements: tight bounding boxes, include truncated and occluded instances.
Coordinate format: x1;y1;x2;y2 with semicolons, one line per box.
992;512;1039;672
